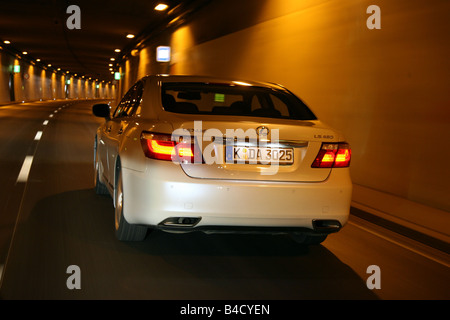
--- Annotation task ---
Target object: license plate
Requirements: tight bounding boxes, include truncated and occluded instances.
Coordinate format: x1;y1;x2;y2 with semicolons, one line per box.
225;146;294;164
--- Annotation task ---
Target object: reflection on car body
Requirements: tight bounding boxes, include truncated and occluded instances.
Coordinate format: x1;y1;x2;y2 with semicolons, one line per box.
93;75;352;245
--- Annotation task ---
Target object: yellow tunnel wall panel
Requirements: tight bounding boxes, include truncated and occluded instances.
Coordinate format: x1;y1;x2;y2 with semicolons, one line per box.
0;56;116;103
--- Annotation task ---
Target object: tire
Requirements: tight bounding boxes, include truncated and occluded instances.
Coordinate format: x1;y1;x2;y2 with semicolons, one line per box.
290;233;328;245
114;167;147;241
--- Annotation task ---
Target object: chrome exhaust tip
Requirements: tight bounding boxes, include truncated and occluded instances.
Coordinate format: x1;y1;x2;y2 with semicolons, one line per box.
160;217;201;227
312;219;342;233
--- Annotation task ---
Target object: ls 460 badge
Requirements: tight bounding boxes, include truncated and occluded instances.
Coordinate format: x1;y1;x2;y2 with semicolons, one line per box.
314;134;334;139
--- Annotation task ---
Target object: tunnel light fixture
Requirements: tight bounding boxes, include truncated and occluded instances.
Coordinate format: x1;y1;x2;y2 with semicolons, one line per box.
36;58;41;62
22;51;28;55
48;64;52;67
168;17;182;27
110;58;115;61
4;40;10;44
114;48;121;53
126;34;135;39
154;3;169;11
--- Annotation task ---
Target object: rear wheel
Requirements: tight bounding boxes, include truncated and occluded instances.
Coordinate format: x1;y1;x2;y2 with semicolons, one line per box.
290;233;328;245
114;167;148;241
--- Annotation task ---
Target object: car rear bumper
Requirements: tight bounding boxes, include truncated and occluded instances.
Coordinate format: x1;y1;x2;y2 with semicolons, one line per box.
121;160;352;234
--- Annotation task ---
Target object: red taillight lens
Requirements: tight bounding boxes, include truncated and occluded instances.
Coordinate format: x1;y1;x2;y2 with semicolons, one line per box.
140;132;200;163
334;144;351;167
312;143;351;168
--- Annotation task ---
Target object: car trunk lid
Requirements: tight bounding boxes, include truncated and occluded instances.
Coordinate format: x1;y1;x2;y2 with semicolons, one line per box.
167;116;341;182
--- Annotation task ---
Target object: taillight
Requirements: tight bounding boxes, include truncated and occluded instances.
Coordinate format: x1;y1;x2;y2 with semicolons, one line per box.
312;143;351;168
140;132;201;163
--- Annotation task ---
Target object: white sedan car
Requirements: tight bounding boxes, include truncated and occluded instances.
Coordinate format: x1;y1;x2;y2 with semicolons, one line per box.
93;75;352;245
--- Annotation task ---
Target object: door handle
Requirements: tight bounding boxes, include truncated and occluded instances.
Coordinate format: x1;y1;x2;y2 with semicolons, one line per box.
118;127;123;135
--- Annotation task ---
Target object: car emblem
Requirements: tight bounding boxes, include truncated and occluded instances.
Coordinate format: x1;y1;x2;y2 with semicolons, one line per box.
256;126;269;137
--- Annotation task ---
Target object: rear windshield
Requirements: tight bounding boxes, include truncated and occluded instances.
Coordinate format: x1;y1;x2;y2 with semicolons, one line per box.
161;82;317;120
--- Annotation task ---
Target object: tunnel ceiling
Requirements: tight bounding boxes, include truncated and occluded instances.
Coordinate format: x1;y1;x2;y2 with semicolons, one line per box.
0;0;208;82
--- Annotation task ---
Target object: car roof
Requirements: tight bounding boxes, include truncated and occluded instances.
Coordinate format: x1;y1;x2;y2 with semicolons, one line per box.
143;74;287;90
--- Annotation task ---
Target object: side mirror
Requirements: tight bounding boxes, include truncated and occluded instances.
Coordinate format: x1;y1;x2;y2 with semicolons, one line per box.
92;103;111;119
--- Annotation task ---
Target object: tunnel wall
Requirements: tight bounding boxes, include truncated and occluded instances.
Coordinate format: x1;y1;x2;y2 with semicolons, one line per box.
0;51;14;102
119;0;450;215
0;50;116;103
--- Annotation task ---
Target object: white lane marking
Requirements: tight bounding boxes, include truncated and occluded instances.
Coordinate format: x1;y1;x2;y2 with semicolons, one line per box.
43;120;49;125
34;131;43;141
16;155;34;183
348;221;450;268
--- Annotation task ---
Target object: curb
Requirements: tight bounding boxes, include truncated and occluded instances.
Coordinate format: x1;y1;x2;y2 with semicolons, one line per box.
350;206;450;254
